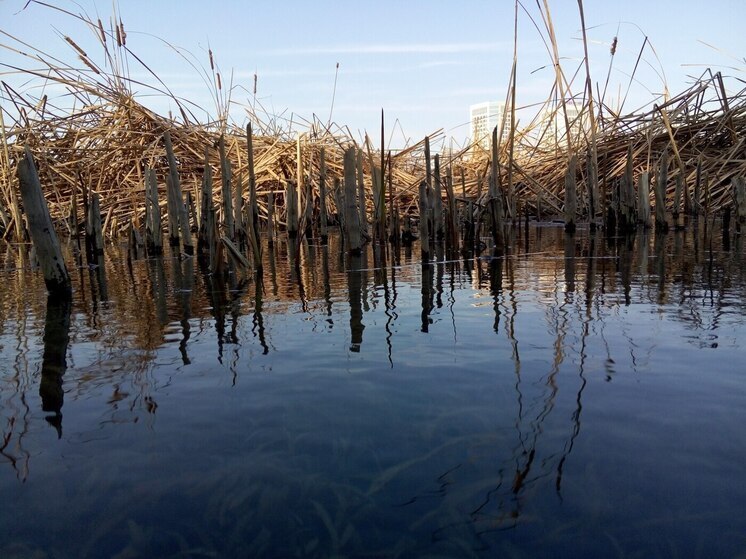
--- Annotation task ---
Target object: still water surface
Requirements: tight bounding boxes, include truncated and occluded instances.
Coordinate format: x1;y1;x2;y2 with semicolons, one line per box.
1;227;745;558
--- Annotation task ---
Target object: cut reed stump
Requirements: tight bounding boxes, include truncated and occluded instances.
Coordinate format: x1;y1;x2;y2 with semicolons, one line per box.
564;154;577;233
356;149;369;240
87;193;104;256
733;176;746;232
266;192;276;246
343;147;362;255
286;180;299;239
433;154;444;240
586;148;599;229
319;147;329;244
445;169;459;251
245;123;262;272
619;145;636;233
638;171;651;227
197;148;212;254
655;150;669;232
17;146;71;296
489;127;505;255
164;131;193;254
218;134;234;241
145;167;163;254
418;180;430;261
673;174;683;229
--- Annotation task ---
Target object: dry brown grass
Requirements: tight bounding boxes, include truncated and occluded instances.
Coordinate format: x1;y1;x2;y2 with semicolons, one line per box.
2;1;746;241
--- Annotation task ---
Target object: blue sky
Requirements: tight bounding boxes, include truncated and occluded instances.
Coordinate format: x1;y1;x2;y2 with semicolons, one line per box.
1;0;744;148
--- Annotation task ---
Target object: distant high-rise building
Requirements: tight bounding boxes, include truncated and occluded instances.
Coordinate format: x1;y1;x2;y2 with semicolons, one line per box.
540;104;586;146
470;101;507;150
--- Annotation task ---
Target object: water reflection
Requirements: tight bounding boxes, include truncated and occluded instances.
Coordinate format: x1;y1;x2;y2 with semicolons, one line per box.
347;255;365;352
1;227;746;557
40;294;71;438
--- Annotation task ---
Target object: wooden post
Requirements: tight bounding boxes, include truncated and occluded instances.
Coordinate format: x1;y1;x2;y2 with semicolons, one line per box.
655;150;669;232
319;147;329;244
286;180;299;238
145;167;163;254
638;171;651;227
218;134;234;240
418;180;430;261
16;146;71;296
344;147;362;255
564;154;577;233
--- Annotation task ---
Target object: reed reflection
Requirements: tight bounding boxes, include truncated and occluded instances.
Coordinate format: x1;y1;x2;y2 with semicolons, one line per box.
490;257;502;333
420;263;434;333
252;273;269;355
40;293;72;438
347;255;365;352
564;233;576;293
173;256;194;365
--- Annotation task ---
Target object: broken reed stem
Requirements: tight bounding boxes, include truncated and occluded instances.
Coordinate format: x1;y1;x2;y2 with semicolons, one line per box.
218;134;234;241
344;147;362;255
564;154;577;233
17;146;71;296
164;131;192;253
198;148;212;253
418;181;430;261
655;149;669;232
246;123;262;271
319;147;328;243
145;167;163;254
638;171;651;227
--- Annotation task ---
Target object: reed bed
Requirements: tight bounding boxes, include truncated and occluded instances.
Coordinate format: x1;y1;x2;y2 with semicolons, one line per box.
2;2;746;242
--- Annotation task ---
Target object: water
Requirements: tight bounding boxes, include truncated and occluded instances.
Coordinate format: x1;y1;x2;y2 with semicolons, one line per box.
1;227;745;558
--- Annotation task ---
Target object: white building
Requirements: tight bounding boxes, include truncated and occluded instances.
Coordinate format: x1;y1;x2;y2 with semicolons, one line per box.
540;104;586;146
470;101;507;150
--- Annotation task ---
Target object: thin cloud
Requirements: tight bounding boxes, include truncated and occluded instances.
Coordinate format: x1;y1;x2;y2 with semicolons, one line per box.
260;42;507;56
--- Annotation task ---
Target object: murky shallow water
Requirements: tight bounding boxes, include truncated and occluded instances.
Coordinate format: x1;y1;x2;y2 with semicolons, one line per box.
1;227;745;558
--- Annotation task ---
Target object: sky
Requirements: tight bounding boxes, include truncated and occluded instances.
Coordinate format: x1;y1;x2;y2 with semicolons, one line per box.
1;0;744;149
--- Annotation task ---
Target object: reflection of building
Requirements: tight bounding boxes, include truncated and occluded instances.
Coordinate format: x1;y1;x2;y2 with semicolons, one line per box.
470;101;508;150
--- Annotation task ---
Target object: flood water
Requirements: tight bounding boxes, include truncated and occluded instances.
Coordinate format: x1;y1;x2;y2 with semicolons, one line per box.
1;226;745;558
